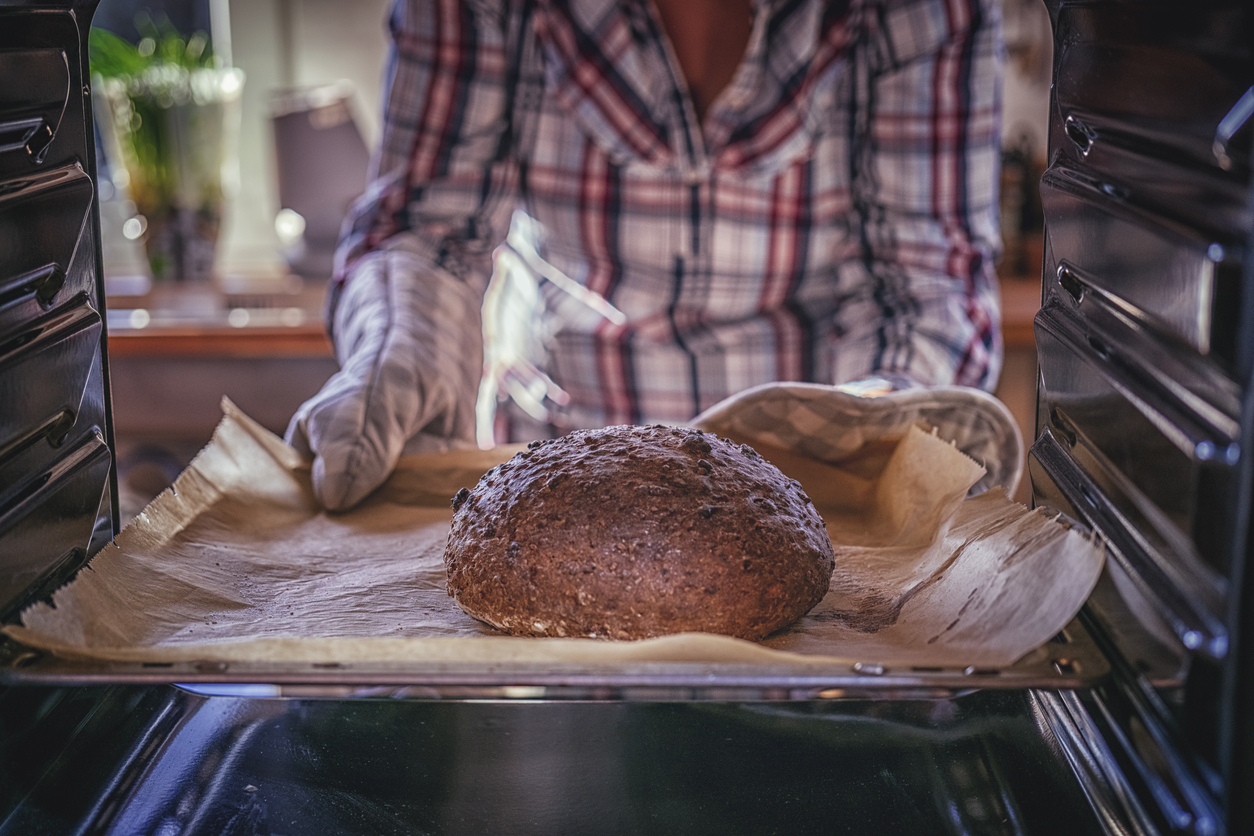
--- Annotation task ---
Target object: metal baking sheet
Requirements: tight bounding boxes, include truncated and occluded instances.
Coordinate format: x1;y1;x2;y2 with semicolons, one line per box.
1;399;1116;700
0;614;1115;700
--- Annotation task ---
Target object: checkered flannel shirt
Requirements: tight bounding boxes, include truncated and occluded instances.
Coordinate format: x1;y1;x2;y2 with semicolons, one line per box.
334;0;1005;435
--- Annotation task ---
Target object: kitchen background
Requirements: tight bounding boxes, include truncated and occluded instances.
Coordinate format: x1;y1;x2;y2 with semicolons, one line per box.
90;0;1055;517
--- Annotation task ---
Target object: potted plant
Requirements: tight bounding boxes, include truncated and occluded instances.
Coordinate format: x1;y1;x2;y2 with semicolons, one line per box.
91;22;244;283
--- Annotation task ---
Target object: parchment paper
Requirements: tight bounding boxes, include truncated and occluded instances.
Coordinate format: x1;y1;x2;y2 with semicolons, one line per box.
7;398;1104;668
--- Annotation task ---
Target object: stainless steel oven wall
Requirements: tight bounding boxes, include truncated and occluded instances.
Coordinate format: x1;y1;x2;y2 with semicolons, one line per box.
1032;0;1253;832
0;0;116;624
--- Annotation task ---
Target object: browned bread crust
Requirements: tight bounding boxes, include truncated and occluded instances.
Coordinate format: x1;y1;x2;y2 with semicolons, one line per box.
443;425;834;640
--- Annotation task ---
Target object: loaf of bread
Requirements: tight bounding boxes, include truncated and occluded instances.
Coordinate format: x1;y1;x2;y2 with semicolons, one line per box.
443;425;834;640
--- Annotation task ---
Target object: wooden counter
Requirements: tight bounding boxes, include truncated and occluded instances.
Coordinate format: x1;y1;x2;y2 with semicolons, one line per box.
105;278;1042;358
108;324;332;358
1000;277;1043;349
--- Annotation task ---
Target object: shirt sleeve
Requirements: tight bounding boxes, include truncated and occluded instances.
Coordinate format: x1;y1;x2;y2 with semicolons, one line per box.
333;0;521;299
833;0;1004;391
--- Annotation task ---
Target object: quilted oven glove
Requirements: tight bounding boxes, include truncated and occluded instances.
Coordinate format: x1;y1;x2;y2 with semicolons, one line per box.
286;247;483;510
693;381;1024;499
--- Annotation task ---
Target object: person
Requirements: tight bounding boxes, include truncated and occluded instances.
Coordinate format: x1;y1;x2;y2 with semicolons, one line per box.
287;0;1005;510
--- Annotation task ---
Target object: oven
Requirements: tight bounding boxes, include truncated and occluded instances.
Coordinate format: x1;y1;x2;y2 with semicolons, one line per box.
0;0;1251;833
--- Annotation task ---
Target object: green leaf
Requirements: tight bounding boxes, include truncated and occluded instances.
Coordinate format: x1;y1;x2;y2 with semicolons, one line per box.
89;18;216;79
88;28;147;78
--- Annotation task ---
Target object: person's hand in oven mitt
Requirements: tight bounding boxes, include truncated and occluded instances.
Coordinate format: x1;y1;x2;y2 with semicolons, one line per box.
694;381;1025;501
285;243;485;511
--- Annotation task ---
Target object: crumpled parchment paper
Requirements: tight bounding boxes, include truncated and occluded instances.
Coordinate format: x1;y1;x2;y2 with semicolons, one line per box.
6;396;1104;668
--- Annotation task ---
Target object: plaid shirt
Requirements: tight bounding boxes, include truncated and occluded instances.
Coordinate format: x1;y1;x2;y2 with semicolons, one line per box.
335;0;1004;435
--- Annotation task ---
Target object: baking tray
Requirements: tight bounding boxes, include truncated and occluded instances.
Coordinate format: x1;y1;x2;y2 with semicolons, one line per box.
0;398;1124;702
0;614;1118;700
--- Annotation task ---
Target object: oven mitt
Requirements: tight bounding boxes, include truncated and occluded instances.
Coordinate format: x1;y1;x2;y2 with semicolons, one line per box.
692;381;1024;498
285;247;483;511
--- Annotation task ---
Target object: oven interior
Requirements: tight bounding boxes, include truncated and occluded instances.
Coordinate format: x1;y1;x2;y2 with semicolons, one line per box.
1;0;1252;833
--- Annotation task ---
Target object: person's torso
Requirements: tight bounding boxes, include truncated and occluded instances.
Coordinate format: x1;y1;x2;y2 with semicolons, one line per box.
506;0;866;428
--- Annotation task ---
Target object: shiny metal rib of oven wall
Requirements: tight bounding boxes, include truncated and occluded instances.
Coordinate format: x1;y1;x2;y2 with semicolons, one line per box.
1030;690;1158;836
1030;674;1223;836
0;0;118;626
1036;0;1252;832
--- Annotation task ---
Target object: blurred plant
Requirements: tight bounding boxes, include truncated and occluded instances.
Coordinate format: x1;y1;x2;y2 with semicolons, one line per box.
90;17;242;282
89;14;215;77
